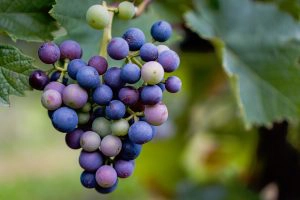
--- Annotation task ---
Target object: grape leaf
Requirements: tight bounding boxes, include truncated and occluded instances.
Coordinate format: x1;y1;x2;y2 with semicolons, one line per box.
259;0;300;20
0;0;58;41
0;45;37;106
185;0;300;127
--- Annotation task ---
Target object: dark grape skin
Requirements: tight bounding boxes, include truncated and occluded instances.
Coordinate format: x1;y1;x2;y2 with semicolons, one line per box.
67;59;87;80
95;179;118;194
139;43;158;62
118;138;142;161
104;67;125;89
151;21;172;42
140;85;163;105
157;50;180;72
29;70;50;90
122;28;146;51
59;40;82;60
50;71;68;85
157;83;166;92
52;107;78;133
128;121;153;144
105;100;126;120
65;129;84;149
107;37;129;60
118;86;139;106
79;150;104;172
165;76;182;93
76;66;100;89
92;84;113;106
80;171;97;189
38;42;60;64
120;63;141;84
88;56;108;75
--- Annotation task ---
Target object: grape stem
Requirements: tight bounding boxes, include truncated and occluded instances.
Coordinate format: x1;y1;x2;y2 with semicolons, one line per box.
131;57;143;68
135;0;153;17
126;107;144;121
58;59;69;83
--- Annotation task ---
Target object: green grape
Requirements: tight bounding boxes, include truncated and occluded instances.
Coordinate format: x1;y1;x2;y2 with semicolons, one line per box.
78;112;90;124
86;5;109;29
118;1;135;20
111;119;129;136
81;102;92;113
92;117;111;137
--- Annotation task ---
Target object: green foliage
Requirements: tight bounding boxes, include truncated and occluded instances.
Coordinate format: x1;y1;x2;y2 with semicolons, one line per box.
185;0;300;127
0;0;58;41
260;0;300;20
0;45;36;105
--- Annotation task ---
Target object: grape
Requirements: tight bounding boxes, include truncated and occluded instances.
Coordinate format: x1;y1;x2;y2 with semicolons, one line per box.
165;76;182;93
79;150;103;172
62;84;88;109
111;119;129;136
95;165;118;188
114;160;134;178
95;179;118;194
128;121;153;144
157;45;170;54
100;135;122;157
104;67;125;89
78;112;90;125
80;131;101;152
88;55;108;75
67;59;86;80
81;102;92;113
59;40;82;60
122;28;145;51
76;66;100;89
44;81;65;94
140;43;158;62
29;70;50;90
107;37;129;60
41;89;62;110
92;117;111;137
120;63;141;84
144;102;168;126
65;129;84;149
80;171;97;189
141;61;164;85
50;71;68;85
118;1;135;20
151;21;172;42
105;100;126;120
157;50;180;72
92;84;113;105
118;138;142;160
52;107;78;132
86;5;109;30
38;42;60;64
140;85;162;105
118;86;139;105
157;83;165;92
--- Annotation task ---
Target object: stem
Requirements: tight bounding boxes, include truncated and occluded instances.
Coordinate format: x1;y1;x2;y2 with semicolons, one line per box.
135;0;152;17
131;57;143;68
58;59;69;83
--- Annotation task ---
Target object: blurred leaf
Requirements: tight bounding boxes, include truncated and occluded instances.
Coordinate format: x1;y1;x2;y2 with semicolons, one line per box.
260;0;300;20
0;45;36;106
0;0;58;41
185;0;300;127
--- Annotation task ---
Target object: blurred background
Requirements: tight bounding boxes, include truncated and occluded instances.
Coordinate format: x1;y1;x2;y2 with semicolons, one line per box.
1;0;300;199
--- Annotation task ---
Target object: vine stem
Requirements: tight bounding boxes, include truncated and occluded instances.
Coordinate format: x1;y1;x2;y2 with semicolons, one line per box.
58;59;69;82
131;57;143;68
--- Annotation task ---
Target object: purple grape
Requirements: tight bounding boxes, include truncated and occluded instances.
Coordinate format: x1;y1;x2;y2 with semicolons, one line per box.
140;85;162;105
79;150;103;172
65;129;84;149
105;100;126;120
151;21;172;42
118;86;139;106
107;37;129;60
157;50;180;72
88;56;108;75
62;84;88;109
80;131;101;152
95;178;118;194
128;121;153;144
104;67;125;89
95;165;118;188
140;43;158;62
120;63;141;84
114;160;135;178
144;102;168;126
44;81;65;94
52;107;78;132
38;42;60;64
165;76;182;93
41;89;62;110
59;40;82;60
100;135;122;157
67;59;86;80
122;28;145;51
76;66;100;89
92;84;113;105
118;138;142;160
29;70;49;90
80;171;97;189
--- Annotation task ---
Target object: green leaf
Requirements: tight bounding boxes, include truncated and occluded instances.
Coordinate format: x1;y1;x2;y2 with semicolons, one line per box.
185;0;300;127
259;0;300;20
0;45;37;106
0;0;58;41
50;0;181;61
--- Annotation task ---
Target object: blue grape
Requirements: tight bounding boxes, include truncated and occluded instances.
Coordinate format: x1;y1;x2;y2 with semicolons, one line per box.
139;43;158;62
165;76;182;93
118;138;142;160
105;100;126;120
95;179;118;194
67;59;86;79
151;21;172;42
118;86;139;106
157;50;180;72
65;129;84;149
140;85;162;105
114;160;135;178
52;107;78;132
80;171;97;189
120;63;141;84
107;37;129;60
104;67;125;89
59;40;82;60
157;83;165;92
122;28;145;51
49;71;68;85
76;66;100;89
79;150;103;172
128;121;153;144
88;55;108;75
38;42;60;64
92;84;113;105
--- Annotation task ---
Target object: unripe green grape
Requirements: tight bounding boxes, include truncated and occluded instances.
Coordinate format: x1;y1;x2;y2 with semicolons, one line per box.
118;1;135;20
141;61;164;85
81;102;92;113
92;117;111;137
86;5;109;30
78;112;90;124
111;119;129;136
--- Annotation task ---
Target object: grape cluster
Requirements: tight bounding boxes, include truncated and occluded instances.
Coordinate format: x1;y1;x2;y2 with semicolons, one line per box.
29;1;181;194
